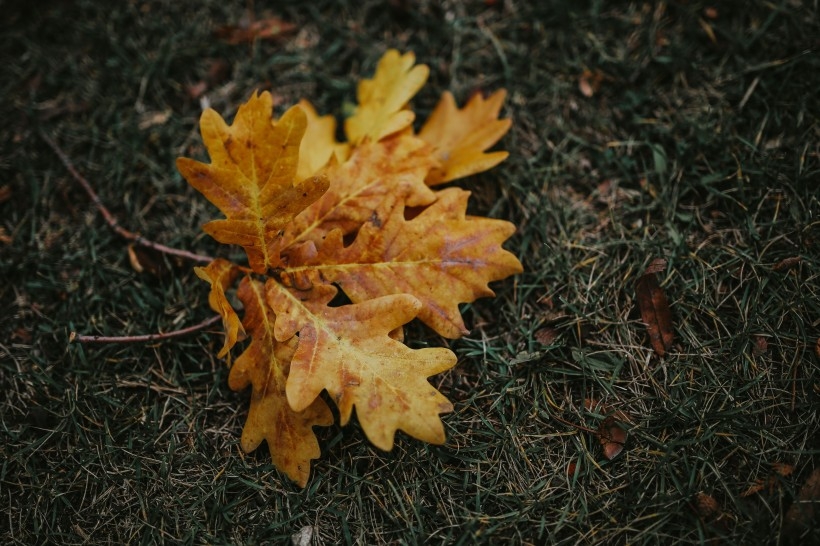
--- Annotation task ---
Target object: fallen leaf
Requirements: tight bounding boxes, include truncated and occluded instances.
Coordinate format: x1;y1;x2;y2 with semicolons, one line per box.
304;188;522;338
0;227;11;245
227;278;333;487
418;90;511;185
0;184;11;204
177;92;329;273
345;49;429;145
694;492;721;520
269;282;457;450
194;258;245;358
635;258;674;356
176;49;521;485
295;99;350;180
283;135;436;247
534;327;558;346
585;399;629;460
214;15;296;45
598;415;627;460
773;256;801;271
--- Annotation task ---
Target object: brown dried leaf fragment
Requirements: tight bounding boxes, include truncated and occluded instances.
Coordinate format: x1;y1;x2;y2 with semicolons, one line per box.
636;258;674;356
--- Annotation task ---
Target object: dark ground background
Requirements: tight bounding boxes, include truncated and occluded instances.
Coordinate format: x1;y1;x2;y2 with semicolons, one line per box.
1;1;819;544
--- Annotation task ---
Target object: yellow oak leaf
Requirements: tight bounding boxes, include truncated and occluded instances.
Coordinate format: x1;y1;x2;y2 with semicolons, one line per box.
227;277;333;487
176;91;329;273
344;49;429;145
283;135;437;246
295;99;350;181
194;258;245;357
267;281;457;451
299;187;523;338
419;90;512;185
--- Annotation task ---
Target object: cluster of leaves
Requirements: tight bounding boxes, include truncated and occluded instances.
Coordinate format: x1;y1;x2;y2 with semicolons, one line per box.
176;50;522;486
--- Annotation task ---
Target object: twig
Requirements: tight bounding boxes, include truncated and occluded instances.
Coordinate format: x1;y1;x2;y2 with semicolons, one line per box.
39;129;213;264
70;314;222;344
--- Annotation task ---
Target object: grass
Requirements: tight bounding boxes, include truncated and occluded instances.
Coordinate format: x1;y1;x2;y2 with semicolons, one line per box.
2;0;819;544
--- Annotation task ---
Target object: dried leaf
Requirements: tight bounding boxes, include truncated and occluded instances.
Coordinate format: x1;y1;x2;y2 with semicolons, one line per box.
773;256;801;271
534;327;558;346
227;277;332;486
694;492;721;520
303;188;522;338
177;92;329;272
177;49;521;486
636;258;674;356
418;90;511;185
268;282;457;450
295;99;350;180
194;259;245;357
283;135;436;246
345;50;429;145
585;399;629;460
214;16;296;45
598;415;627;459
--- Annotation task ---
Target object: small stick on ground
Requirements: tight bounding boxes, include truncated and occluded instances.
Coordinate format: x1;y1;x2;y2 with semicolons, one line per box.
70;315;222;344
39;129;213;265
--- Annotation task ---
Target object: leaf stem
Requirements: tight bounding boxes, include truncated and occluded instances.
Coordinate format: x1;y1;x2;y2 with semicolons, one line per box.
70;314;222;344
39;130;213;264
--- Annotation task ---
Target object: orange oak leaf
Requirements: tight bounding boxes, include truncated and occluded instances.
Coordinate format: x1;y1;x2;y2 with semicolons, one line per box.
295;99;350;180
227;277;333;487
419;90;512;185
194;258;245;357
344;49;429;145
267;281;457;451
301;187;523;338
176;91;329;273
283;135;437;246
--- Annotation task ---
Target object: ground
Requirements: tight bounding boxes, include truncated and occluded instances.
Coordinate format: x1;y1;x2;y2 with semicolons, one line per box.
1;1;818;544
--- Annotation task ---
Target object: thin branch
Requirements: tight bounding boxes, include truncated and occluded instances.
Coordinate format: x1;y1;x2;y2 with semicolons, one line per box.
39;129;213;264
70;314;222;344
